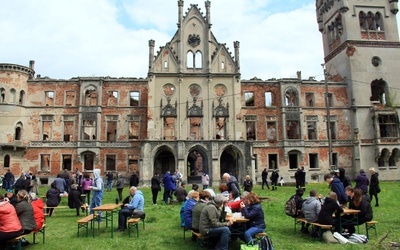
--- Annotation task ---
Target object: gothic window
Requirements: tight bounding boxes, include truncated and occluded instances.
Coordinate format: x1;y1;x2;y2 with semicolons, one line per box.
284;88;299;106
187;50;202;69
164;61;168;68
129;91;140;106
0;88;5;103
14;122;23;141
389;149;400;167
107;91;118;106
370;79;387;104
40;154;50;172
306;93;314;107
378;149;390;167
359;11;367;29
19;90;25;105
378;114;398;138
375;12;384;31
106;155;116;171
195;51;202;68
265;92;273;106
221;61;225;70
65;91;75;106
189;117;201;140
309;153;319;169
244;92;254;106
62;155;72;171
45;91;54;106
163;117;175;140
187;51;194;68
84;88;97;106
359;11;385;40
4;155;10;168
10;89;16;103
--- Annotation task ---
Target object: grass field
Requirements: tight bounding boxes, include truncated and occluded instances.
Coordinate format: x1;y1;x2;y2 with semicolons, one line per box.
13;181;400;250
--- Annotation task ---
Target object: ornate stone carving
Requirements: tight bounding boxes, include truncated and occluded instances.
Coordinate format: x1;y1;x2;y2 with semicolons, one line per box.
188;34;201;48
187;97;203;117
212;98;229;118
160;98;177;117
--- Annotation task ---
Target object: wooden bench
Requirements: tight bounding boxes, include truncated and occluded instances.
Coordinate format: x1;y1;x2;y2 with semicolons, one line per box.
7;235;27;250
33;224;46;244
44;204;89;216
365;221;378;239
77;214;97;238
294;217;332;240
191;231;209;250
127;218;140;237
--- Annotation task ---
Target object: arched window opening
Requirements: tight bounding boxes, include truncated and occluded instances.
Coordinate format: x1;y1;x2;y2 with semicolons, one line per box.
15;122;23;141
284;88;299;106
221;61;225;70
4;155;10;168
375;12;384;31
370;79;387;104
389;149;400;167
164;60;168;68
367;12;375;30
359;11;366;29
84;88;97;106
19;90;25;105
10;89;16;103
195;51;202;68
0;88;5;103
187;51;194;68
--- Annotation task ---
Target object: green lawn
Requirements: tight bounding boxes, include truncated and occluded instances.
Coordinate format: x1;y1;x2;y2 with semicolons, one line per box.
17;181;400;250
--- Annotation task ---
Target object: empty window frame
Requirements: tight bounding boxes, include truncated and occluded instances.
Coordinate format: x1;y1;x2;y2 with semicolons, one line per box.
285;88;298;106
268;154;278;170
40;154;50;172
84;89;97;106
265;92;273;106
266;116;277;142
4;155;10;168
330;121;337;140
371;79;387;104
195;51;202;69
327;93;334;107
41;115;53;140
286;120;300;139
245;115;257;140
306;116;318;140
10;89;16;103
163;117;175;140
62;154;72;171
309;153;319;169
19;90;25;105
106;155;116;171
83;153;95;171
215;117;226;139
129;91;140;107
107;91;118;106
305;93;315;107
359;11;384;31
128;155;138;172
244;92;254;106
288;152;299;169
128;116;141;140
15;122;23;141
82;119;97;140
187;51;194;68
63;117;74;142
45;91;54;106
332;152;338;169
65;91;76;106
378;114;398;138
189;117;202;140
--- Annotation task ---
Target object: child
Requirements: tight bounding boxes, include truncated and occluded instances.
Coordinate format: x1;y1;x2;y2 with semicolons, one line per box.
279;177;285;186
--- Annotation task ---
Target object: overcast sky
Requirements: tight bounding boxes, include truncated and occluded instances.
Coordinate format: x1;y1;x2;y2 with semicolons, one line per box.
1;0;399;81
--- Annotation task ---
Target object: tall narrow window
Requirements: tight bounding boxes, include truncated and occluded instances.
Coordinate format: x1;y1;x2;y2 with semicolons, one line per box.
371;79;387;104
4;155;10;168
305;93;314;107
187;51;194;68
45;91;54;106
10;89;16;103
40;154;50;172
244;92;254;106
41;115;53;141
327;93;334;107
63;115;75;141
15;122;23;141
332;152;338;169
82;118;97;140
19;90;25;105
129;91;140;107
128;155;138;172
285;88;298;106
106;155;116;171
306;116;318;140
62;155;72;171
84;89;97;106
83;153;94;171
107;91;118;106
221;61;225;70
65;91;75;106
378;114;398;138
309;153;319;169
265;92;272;106
163;117;175;140
215;117;226;139
0;88;5;103
268;154;278;169
330;121;337;140
245;115;257;140
189;117;201;140
128;115;140;140
286;120;300;139
106;117;118;141
288;151;300;169
195;51;202;68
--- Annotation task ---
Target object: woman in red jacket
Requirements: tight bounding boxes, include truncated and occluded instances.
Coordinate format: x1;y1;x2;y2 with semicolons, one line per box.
29;193;45;231
0;194;23;244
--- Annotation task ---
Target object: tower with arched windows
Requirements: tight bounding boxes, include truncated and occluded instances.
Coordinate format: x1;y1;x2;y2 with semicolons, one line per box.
316;0;400;179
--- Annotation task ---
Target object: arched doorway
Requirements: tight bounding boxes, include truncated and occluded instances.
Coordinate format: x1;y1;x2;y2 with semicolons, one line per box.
82;151;95;171
220;145;243;181
187;146;209;184
154;146;176;176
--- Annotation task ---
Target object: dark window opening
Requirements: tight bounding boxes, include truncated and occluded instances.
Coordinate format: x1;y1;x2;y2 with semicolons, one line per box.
245;92;254;106
62;155;72;171
4;155;10;168
289;153;298;169
268;154;278;170
309;153;319;169
378;114;398;138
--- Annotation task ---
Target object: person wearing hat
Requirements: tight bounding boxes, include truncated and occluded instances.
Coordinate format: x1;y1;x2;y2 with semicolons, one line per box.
5;189;17;206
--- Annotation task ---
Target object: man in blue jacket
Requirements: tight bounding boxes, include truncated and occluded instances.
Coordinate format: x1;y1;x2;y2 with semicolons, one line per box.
324;173;348;205
117;186;144;231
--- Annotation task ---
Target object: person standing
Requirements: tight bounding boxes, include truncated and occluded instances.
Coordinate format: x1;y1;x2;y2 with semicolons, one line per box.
115;174;125;202
270;168;279;190
299;166;306;190
129;172;139;187
261;168;270;190
201;172;209;190
3;170;14;190
53;174;67;194
89;169;104;217
338;167;351;188
81;174;93;205
150;173;161;205
294;168;301;189
368;168;380;207
354;169;369;194
162;171;176;204
106;171;114;192
242;175;253;192
30;175;39;195
117;186;144;231
222;173;240;195
324;173;348;205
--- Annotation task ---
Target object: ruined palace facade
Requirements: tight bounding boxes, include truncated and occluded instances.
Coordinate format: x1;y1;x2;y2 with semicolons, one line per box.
1;0;400;185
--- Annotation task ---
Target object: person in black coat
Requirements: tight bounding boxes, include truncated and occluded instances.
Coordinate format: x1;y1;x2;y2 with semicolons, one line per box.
46;182;61;216
354;169;369;194
13;174;27;195
270;169;279;190
150;173;161;205
68;184;84;216
338;167;351;189
368;168;380;207
344;187;373;234
317;192;343;233
261;168;270;190
130;172;139;187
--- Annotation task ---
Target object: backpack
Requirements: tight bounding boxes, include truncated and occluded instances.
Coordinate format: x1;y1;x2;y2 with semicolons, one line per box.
259;236;274;250
284;195;297;217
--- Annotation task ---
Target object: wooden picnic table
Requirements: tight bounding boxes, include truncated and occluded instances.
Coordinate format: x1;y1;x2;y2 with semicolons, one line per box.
92;203;121;238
